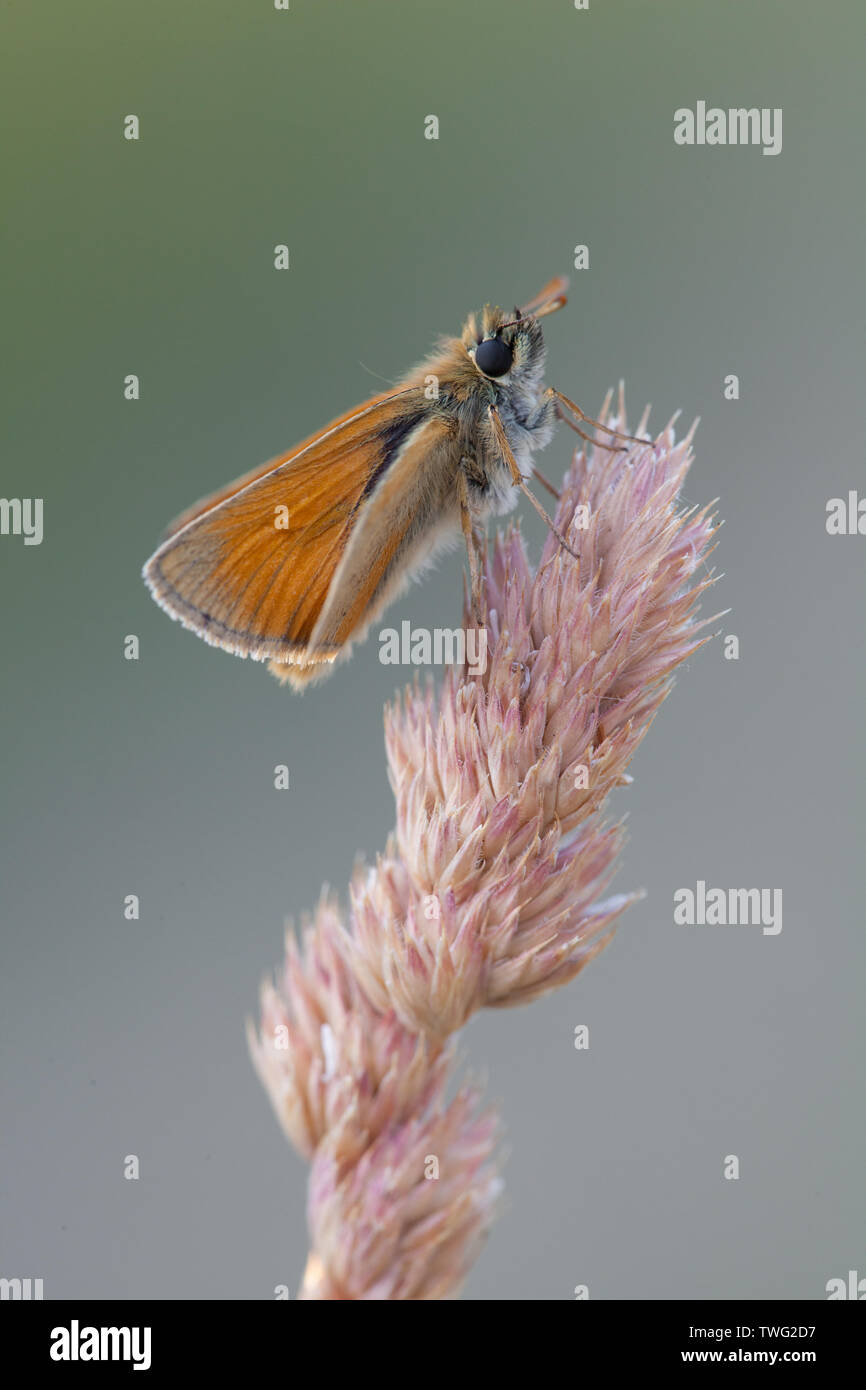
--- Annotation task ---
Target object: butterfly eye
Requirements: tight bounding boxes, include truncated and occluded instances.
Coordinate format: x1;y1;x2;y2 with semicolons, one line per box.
474;336;512;378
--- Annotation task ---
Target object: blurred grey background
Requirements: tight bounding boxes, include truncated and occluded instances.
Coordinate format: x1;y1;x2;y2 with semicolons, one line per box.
1;0;863;1300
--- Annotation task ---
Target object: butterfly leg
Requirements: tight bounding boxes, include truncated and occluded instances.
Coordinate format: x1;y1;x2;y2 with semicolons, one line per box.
487;404;579;561
458;467;486;624
555;404;627;453
546;387;652;447
531;465;561;501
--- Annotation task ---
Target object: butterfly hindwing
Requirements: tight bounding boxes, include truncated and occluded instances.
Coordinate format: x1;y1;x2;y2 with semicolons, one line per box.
307;411;459;653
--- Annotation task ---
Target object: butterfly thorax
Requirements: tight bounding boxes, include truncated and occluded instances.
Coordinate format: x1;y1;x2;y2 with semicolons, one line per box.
398;312;556;513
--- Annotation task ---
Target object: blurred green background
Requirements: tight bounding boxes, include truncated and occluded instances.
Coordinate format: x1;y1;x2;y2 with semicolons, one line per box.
1;0;863;1299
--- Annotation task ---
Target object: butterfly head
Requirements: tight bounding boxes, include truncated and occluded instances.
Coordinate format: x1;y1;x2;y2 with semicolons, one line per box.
462;284;566;387
462;304;535;383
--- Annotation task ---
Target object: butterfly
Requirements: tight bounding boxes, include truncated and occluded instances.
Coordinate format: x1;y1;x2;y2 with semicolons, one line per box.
143;276;646;689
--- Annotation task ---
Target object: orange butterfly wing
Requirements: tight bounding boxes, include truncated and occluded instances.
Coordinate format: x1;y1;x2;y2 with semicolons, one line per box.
143;389;427;669
158;391;392;541
306;413;460;653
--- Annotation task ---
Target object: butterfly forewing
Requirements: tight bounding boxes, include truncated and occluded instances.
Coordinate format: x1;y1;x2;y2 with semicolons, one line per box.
143;389;424;666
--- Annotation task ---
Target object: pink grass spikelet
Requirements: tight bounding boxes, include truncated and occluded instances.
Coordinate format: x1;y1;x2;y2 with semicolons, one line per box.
348;394;719;1028
299;1086;501;1300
